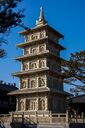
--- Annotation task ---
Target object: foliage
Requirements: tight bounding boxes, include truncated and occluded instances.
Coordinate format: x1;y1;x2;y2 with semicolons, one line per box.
62;51;85;84
61;51;85;93
0;0;27;58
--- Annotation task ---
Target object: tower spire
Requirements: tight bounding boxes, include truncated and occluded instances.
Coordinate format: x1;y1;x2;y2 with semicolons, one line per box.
36;7;47;26
39;7;45;21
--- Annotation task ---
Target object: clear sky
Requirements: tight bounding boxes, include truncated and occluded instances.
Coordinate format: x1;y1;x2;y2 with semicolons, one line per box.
0;0;85;91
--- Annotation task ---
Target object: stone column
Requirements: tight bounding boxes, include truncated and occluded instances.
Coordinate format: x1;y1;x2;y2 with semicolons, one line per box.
38;44;39;53
45;75;47;87
45;96;48;110
45;58;47;67
37;59;40;69
28;62;29;70
36;76;39;88
19;78;21;90
16;98;19;111
24;99;26;111
21;61;23;72
36;98;38;111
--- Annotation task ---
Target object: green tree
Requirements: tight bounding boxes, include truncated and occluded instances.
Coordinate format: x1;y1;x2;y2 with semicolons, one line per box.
61;51;85;94
0;0;27;58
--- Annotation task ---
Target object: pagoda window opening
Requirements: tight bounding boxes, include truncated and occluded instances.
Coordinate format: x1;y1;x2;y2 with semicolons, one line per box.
26;99;30;110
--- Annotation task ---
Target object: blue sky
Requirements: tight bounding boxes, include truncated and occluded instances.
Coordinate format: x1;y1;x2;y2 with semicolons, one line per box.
0;0;85;91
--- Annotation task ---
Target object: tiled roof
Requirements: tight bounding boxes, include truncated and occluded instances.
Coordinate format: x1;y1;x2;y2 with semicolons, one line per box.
68;94;85;103
0;81;18;92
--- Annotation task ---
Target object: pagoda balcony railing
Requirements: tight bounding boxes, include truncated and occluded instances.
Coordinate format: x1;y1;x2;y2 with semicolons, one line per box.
11;111;68;125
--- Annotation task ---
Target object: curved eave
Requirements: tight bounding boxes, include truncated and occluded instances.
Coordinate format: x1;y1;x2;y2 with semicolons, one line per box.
49;53;64;61
16;36;48;48
8;88;69;96
12;69;62;79
8;87;50;96
50;40;65;50
12;68;49;77
15;51;63;61
16;50;49;61
50;89;71;96
19;24;47;35
49;70;62;77
56;44;65;50
19;24;64;39
47;25;64;39
16;37;65;50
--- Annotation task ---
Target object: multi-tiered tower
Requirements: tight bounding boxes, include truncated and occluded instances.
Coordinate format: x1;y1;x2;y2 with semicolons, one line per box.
11;7;67;114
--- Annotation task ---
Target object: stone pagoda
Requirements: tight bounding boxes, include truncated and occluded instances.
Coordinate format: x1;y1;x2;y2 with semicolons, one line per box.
10;7;68;115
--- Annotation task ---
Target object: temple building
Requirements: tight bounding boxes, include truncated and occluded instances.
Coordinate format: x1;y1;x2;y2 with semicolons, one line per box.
9;7;68;114
0;81;17;114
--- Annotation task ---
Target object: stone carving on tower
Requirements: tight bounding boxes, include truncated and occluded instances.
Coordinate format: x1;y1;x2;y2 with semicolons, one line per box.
9;7;68;114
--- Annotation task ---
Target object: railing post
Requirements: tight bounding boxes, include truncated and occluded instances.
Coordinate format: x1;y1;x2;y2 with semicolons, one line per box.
11;112;13;122
50;111;52;124
22;112;24;124
66;110;69;123
82;112;84;123
65;111;69;127
35;111;37;123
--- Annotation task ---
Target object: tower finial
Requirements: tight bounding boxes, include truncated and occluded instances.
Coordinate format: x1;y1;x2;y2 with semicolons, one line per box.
36;7;47;26
39;7;44;21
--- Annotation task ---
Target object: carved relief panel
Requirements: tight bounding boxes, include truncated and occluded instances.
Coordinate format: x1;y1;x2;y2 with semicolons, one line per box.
30;61;37;69
39;44;46;52
22;62;28;71
30;45;38;54
20;77;28;89
28;75;46;88
29;77;37;88
19;99;25;111
39;59;46;68
24;48;30;55
29;58;46;70
23;43;46;56
38;76;46;87
39;30;46;38
26;99;37;110
25;30;46;42
38;98;45;110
